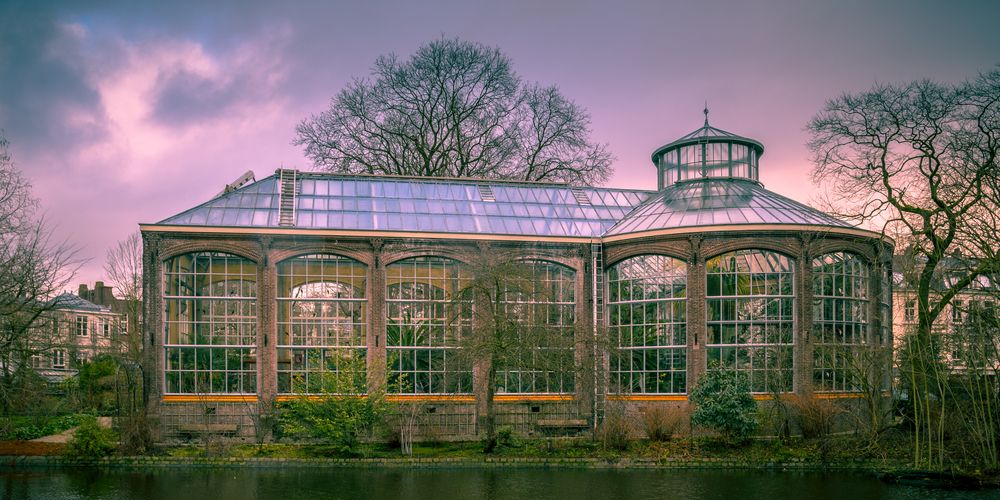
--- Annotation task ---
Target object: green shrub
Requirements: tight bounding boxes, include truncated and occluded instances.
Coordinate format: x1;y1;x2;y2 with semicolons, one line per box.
65;416;117;458
2;414;88;441
690;369;758;443
73;356;119;414
494;425;518;449
277;394;387;456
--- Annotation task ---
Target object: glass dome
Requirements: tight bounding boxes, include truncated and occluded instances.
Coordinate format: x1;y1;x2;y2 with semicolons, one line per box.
651;109;765;190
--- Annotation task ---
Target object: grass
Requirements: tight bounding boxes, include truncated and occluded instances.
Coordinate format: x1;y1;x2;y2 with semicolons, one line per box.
156;435;903;464
0;414;89;441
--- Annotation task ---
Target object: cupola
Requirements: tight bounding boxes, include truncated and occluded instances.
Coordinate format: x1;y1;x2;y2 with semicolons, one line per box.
651;107;765;190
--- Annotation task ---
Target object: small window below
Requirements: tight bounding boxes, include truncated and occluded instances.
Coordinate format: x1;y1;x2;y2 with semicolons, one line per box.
52;349;66;369
904;300;916;322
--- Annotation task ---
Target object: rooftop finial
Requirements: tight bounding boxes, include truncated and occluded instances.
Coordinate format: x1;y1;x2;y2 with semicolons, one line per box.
703;102;709;126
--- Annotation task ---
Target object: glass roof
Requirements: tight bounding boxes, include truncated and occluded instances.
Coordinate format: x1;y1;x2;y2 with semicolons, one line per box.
652;123;764;160
157;171;854;238
605;178;852;236
158;173;651;238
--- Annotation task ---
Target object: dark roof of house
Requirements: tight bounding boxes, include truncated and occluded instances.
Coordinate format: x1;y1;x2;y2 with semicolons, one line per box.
49;293;110;313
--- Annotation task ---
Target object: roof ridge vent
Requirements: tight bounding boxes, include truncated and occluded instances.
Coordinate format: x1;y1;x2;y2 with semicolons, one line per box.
477;184;496;202
571;188;591;205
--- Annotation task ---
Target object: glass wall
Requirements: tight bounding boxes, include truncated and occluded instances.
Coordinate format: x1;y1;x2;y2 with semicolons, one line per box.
608;255;687;394
659;142;760;186
163;252;257;394
386;257;472;394
812;252;869;392
706;250;794;393
496;261;577;394
277;254;367;394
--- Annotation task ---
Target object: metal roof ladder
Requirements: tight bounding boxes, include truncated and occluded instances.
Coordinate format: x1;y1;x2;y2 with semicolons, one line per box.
591;242;607;429
278;169;298;227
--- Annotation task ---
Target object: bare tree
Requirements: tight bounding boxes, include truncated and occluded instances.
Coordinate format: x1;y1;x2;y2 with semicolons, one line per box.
807;70;1000;469
948;299;1000;469
455;252;579;452
104;232;142;355
103;231;154;452
0;134;78;412
296;38;613;185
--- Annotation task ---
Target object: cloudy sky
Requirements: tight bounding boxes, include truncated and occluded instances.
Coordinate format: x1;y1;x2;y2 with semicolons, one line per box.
1;0;999;290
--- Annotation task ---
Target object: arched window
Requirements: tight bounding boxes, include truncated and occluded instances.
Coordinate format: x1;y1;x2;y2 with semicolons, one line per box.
163;252;257;394
812;252;869;392
607;255;687;394
706;249;794;393
386;257;472;394
277;254;367;394
495;260;576;394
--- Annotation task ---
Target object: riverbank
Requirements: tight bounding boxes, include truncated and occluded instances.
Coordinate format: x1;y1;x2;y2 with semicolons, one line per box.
0;453;904;471
1;436;996;489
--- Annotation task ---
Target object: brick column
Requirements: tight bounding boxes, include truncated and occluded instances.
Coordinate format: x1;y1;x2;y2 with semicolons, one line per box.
141;232;162;435
795;238;814;397
257;237;277;403
573;245;594;420
471;242;491;433
367;239;387;395
872;252;893;392
686;236;707;391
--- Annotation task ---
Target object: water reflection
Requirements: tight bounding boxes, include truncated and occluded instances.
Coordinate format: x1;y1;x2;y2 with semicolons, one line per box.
0;468;995;500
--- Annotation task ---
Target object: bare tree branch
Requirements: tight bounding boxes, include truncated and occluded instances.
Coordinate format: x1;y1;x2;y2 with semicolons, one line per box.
295;38;613;186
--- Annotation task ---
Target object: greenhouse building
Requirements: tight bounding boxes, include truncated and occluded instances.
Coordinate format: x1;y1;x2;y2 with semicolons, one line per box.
140;116;893;440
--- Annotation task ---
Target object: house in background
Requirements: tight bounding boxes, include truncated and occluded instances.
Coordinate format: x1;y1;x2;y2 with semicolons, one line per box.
891;254;1000;372
31;293;124;382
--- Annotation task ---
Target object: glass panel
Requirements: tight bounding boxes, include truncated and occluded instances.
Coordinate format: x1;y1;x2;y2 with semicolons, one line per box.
608;255;687;394
163;252;257;395
277;254;367;394
494;261;577;394
386;257;472;394
811;252;870;392
706;249;794;393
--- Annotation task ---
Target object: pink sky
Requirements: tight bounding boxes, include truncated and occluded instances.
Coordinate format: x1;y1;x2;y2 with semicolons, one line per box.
1;1;998;292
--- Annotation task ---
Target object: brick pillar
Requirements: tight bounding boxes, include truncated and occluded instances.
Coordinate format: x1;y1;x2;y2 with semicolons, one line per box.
795;239;814;397
686;237;707;391
367;239;387;395
471;243;491;433
141;232;162;437
257;238;277;403
573;246;593;420
872;252;892;392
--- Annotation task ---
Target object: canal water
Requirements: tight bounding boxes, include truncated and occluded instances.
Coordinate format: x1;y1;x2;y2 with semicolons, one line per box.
0;468;995;500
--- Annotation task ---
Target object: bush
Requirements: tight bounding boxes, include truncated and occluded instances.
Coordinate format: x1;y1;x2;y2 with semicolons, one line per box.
598;412;632;451
73;356;119;414
117;412;154;455
2;414;87;441
65;416;117;458
494;425;518;449
690;369;758;443
277;393;387;456
642;406;685;442
791;396;842;439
